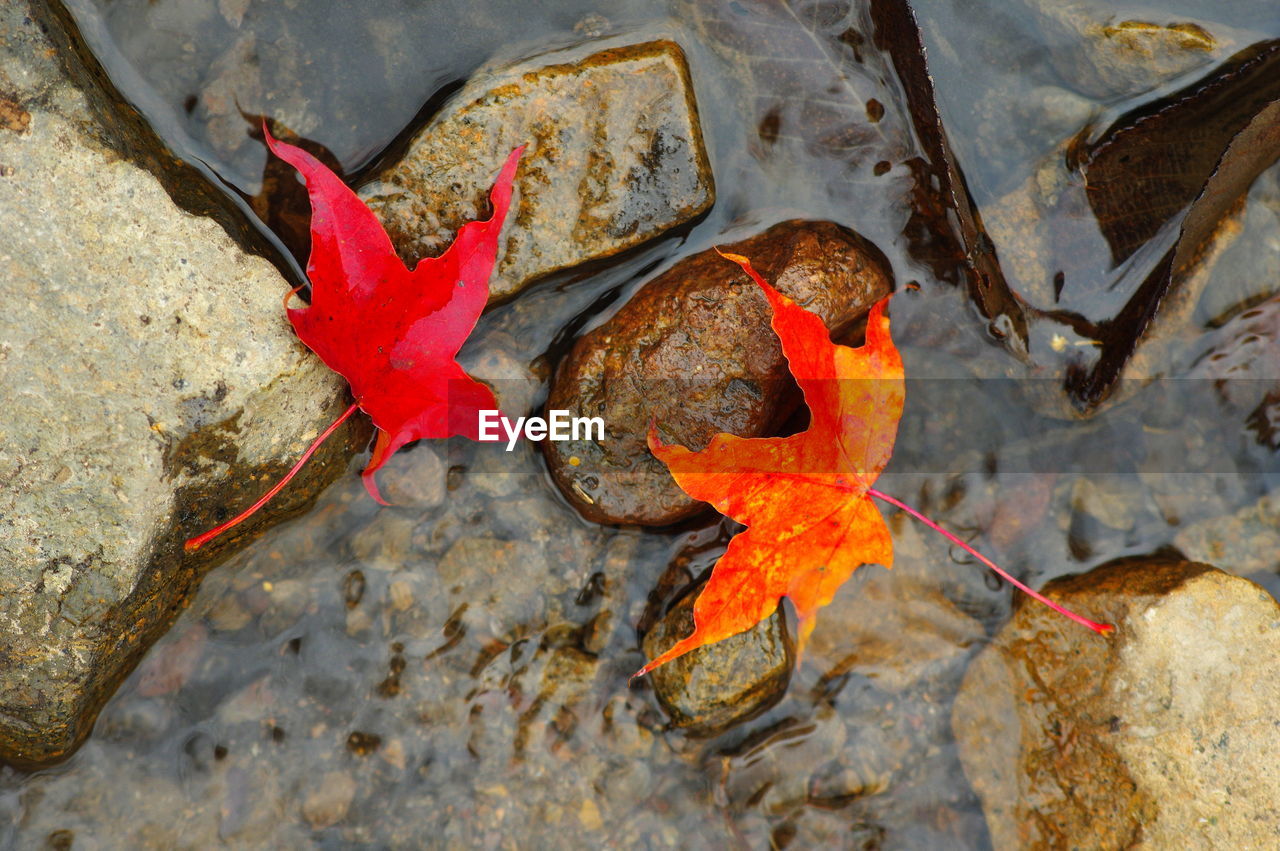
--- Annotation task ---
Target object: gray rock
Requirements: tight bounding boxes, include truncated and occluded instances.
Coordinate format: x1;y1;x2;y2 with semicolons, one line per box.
642;581;794;736
0;0;357;767
301;770;357;830
953;558;1280;850
1187;293;1280;448
805;568;983;697
369;445;446;510
359;38;714;302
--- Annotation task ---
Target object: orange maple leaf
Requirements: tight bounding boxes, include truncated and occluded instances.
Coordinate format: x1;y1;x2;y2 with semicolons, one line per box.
638;251;1111;677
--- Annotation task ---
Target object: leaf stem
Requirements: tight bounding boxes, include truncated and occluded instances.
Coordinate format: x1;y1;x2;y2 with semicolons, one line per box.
867;487;1114;635
184;402;360;553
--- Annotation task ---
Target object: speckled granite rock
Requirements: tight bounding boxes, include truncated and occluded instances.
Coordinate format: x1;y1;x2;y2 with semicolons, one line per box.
358;38;714;302
0;0;357;767
953;558;1280;850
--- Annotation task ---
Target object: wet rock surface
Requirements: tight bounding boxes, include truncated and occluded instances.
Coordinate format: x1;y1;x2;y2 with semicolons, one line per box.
642;581;794;736
702;524;990;847
953;557;1280;850
9;0;1280;847
0;0;357;767
359;38;713;302
0;453;993;847
545;220;893;526
1188;293;1280;451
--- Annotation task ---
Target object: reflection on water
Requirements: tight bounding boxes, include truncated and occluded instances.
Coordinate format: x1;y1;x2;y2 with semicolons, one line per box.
70;0;662;187
3;0;1280;846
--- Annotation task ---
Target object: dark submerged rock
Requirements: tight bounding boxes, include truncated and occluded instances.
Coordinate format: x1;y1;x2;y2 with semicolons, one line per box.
642;582;794;736
952;557;1280;850
545;220;893;526
359;38;714;302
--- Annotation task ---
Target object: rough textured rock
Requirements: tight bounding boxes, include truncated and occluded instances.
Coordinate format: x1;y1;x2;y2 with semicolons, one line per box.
0;1;357;767
545;220;892;526
359;38;713;302
642;581;794;736
953;557;1280;850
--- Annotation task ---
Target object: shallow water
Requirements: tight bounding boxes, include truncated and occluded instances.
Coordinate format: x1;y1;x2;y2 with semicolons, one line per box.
4;0;1280;846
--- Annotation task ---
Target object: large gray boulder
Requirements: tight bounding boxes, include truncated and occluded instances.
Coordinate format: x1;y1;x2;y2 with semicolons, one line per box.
0;0;358;766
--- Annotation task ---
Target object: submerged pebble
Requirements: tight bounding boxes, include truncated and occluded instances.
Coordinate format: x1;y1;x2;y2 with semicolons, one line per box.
642;579;795;736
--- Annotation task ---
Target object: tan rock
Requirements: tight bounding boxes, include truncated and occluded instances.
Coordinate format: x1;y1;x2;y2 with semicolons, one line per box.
359;38;714;302
953;558;1280;849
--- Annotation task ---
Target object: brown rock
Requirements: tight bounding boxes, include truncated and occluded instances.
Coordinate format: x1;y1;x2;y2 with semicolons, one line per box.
642;582;794;736
545;220;892;525
952;557;1280;850
359;39;713;302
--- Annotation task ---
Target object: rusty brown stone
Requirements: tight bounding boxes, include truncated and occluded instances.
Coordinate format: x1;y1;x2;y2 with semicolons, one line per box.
544;220;893;526
359;39;713;302
0;93;30;133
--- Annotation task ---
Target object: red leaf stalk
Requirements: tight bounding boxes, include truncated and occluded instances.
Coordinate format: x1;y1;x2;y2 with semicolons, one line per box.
867;487;1114;635
184;402;359;552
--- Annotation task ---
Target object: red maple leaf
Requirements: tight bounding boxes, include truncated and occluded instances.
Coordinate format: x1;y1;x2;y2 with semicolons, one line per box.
186;128;523;551
637;251;1111;676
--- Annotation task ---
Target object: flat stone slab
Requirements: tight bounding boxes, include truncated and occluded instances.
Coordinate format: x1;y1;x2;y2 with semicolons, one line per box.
359;38;714;302
0;1;356;767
